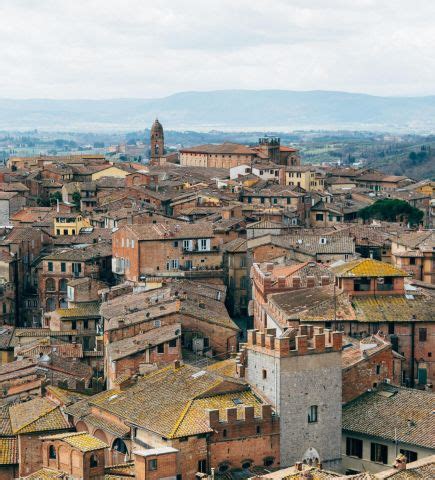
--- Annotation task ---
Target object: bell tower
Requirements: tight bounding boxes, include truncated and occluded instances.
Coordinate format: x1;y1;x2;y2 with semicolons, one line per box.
150;118;164;164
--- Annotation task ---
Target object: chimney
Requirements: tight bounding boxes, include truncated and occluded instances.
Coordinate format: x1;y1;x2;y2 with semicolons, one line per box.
394;454;407;470
173;359;181;370
295;462;303;471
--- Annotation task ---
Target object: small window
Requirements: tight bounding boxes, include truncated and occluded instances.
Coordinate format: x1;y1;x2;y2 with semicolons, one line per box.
242;461;252;469
169;338;177;348
148;459;158;471
222;429;227;438
218;464;229;473
346;437;363;458
400;449;417;463
49;445;56;459
198;459;207;473
376;364;381;375
419;328;427;342
71;320;77;330
157;343;164;354
256;425;261;434
308;405;318;423
264;457;274;467
409;257;416;265
83;320;89;330
48;261;53;272
316;213;324;221
371;442;388;464
388;323;395;335
262;369;267;379
90;454;98;468
61;262;66;272
173;241;179;247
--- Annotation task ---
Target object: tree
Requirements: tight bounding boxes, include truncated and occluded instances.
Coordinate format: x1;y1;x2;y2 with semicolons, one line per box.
358;199;423;226
72;191;81;210
49;191;62;206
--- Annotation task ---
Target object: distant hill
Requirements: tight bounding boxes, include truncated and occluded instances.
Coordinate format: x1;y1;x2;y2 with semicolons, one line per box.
1;90;435;131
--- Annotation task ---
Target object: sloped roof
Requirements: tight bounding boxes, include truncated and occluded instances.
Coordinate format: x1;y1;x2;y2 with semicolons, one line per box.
9;397;70;434
66;363;250;439
343;384;435;449
0;437;18;465
332;258;408;277
41;431;108;452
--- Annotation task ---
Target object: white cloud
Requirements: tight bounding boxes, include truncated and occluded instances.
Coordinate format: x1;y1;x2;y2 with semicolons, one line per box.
0;0;434;98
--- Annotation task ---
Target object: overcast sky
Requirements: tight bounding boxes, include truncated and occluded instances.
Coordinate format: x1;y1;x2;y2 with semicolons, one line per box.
1;0;434;99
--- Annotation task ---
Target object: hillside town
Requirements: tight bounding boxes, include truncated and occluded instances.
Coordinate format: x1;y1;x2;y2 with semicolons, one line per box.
0;120;433;480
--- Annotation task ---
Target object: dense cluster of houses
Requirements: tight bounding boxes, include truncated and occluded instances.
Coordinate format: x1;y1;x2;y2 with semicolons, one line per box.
0;120;433;479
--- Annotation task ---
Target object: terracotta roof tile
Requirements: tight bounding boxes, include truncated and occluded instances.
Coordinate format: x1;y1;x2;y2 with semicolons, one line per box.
41;431;108;452
0;437;18;465
343;385;435;449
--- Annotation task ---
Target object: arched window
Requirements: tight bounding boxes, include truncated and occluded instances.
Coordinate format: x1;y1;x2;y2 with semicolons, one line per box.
46;278;55;292
112;438;128;455
49;445;56;459
59;278;68;292
263;457;275;467
90;454;98;468
241;460;252;469
218;463;230;473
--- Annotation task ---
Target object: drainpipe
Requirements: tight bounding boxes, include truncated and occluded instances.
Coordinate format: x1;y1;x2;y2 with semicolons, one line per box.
410;319;415;388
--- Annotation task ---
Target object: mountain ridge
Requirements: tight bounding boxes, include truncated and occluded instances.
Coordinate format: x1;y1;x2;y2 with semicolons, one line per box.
1;89;435;132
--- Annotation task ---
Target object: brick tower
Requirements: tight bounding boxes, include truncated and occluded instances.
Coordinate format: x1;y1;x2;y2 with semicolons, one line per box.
150;118;164;164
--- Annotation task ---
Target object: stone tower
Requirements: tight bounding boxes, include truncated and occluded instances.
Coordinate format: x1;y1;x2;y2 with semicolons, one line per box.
238;326;343;471
150;118;164;163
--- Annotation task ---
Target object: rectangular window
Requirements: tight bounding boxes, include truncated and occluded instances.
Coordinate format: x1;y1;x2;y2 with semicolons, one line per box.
126;238;130;247
198;460;207;473
183;239;191;251
308;405;318;423
316;213;324;221
131;239;135;248
198;239;209;251
346;437;363;458
409;257;416;265
61;262;66;272
48;261;53;272
169;338;177;348
157;343;164;354
148;459;157;471
419;328;427;342
371;443;388;464
400;449;417;463
388;323;395;335
262;369;267;379
71;320;77;330
173;240;179;247
170;259;179;269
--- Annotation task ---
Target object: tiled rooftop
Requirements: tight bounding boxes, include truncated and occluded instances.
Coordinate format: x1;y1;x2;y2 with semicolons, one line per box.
41;431;108;452
332;258;408;277
343;384;435;449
